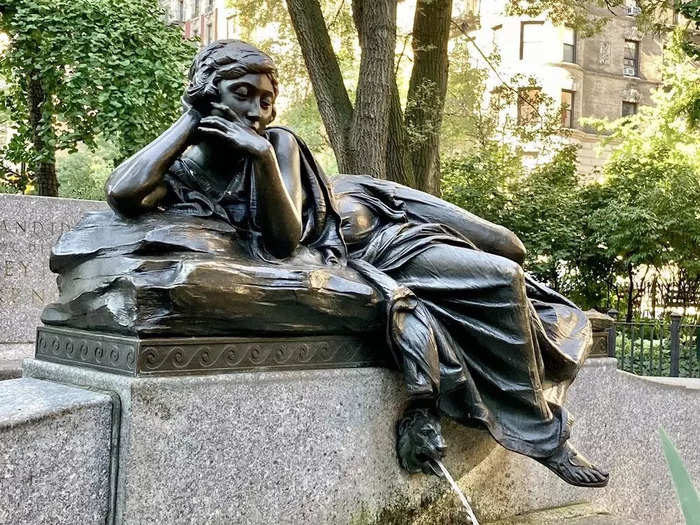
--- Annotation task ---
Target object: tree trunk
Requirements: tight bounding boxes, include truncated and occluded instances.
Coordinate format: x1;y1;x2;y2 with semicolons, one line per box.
404;0;453;195
346;0;396;178
27;75;58;196
286;0;354;172
287;0;451;191
386;80;416;187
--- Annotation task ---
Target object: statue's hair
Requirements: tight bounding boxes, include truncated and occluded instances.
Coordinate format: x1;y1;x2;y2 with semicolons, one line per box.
186;40;279;119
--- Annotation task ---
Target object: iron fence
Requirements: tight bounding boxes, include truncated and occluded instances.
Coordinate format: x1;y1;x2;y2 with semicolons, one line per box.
607;313;699;378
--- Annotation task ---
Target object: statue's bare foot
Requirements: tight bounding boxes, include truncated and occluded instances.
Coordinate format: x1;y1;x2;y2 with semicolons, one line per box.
536;441;609;487
397;406;446;476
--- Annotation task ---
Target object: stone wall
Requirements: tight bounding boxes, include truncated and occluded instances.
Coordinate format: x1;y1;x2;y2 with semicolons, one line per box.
0;194;106;366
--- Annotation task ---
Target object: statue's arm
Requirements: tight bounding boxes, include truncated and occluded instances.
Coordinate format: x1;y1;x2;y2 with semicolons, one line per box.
255;128;303;258
196;110;302;258
105;108;200;217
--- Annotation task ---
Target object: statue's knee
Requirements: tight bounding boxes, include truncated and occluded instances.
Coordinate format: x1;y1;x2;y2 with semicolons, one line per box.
498;229;526;265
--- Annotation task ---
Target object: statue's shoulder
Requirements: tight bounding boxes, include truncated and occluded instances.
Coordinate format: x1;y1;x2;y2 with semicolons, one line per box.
266;126;297;144
266;126;302;160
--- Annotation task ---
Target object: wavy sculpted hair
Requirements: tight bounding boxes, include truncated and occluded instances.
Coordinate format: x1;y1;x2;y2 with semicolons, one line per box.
185;40;279;120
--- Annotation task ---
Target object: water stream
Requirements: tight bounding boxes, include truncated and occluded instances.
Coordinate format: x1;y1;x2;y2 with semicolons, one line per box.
434;459;480;525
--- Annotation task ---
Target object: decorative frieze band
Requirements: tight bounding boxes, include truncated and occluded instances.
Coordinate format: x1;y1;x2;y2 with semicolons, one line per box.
35;326;388;377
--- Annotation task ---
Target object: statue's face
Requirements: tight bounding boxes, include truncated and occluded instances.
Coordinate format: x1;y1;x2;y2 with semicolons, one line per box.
216;73;275;135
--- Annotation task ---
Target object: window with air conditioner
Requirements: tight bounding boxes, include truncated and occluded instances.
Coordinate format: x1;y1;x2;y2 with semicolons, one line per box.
623;40;639;77
624;1;642;16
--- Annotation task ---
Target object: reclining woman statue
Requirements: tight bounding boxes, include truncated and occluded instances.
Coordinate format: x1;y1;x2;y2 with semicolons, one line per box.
103;40;607;488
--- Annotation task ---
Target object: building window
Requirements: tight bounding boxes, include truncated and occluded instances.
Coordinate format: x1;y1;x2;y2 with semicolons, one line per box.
561;90;575;128
520;21;545;60
563;27;576;63
207;22;213;44
179;0;185;21
517;88;541;125
194;0;200;17
207;0;214;12
227;15;236;38
622;101;638;117
623;40;639;76
492;25;503;51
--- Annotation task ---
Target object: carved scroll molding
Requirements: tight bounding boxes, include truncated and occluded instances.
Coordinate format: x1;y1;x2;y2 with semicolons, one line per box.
35;326;389;377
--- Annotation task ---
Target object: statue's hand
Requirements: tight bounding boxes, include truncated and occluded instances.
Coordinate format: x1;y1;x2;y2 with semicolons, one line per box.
198;102;272;158
397;407;446;477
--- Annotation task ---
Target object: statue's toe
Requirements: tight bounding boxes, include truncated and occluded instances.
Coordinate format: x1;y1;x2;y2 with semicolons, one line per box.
536;442;609;488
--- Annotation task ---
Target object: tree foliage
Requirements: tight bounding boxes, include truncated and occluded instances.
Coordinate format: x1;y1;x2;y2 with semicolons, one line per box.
443;29;700;316
56;138;117;201
0;0;196;195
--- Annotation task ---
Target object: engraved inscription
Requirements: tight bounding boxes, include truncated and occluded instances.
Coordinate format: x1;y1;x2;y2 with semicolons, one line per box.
0;194;108;343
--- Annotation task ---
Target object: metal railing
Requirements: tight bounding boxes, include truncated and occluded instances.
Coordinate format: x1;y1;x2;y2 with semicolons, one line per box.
607;312;699;378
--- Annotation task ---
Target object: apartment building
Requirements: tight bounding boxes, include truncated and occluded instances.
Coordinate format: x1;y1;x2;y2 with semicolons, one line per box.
465;0;666;175
160;0;237;46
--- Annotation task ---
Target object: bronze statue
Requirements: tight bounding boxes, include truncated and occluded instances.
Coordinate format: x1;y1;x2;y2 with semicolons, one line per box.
44;40;608;488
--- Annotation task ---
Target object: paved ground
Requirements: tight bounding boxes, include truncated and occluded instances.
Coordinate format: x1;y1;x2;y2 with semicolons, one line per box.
484;503;644;525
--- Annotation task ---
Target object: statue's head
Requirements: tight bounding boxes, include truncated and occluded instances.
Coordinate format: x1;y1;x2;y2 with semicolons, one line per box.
186;40;279;132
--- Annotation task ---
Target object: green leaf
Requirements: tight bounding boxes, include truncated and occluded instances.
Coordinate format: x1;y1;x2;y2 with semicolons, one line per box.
660;427;700;525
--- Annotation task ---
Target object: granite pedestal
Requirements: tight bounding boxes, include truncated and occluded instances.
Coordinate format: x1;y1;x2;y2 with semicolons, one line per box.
24;356;494;524
0;378;113;525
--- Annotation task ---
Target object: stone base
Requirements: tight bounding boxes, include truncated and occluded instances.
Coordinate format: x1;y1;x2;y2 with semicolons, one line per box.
23;358;495;524
14;356;699;524
0;343;33;380
0;378;113;525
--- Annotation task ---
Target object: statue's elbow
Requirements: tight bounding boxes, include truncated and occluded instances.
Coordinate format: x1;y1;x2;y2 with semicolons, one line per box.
266;223;302;259
105;182;141;218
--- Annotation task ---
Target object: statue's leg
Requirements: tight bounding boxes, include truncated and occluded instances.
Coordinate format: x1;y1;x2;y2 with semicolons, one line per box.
386;243;608;487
